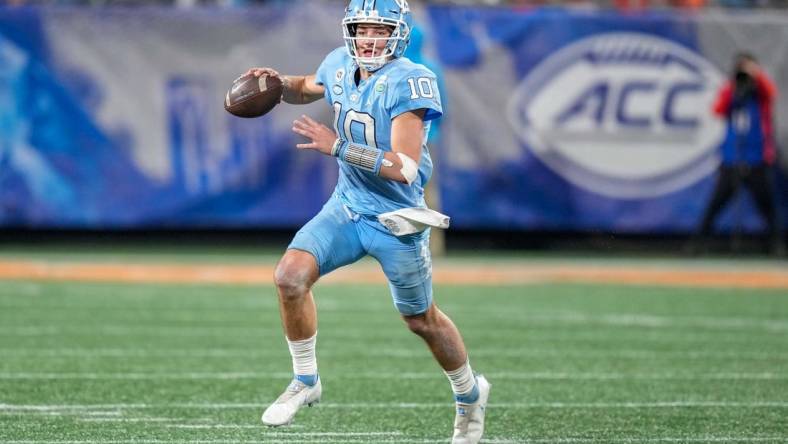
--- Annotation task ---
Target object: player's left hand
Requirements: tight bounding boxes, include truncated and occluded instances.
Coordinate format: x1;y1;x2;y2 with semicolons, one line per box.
293;115;338;156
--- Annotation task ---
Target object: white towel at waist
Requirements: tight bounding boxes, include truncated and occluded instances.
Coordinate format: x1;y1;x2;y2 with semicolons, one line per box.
377;207;450;236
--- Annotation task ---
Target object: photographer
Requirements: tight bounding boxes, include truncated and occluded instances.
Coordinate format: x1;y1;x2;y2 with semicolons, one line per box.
692;52;782;255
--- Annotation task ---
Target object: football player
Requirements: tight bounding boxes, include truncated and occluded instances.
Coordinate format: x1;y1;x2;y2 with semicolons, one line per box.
242;1;489;442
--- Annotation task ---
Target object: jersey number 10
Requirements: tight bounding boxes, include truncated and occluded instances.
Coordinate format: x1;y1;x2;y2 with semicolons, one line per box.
332;77;434;149
407;77;435;100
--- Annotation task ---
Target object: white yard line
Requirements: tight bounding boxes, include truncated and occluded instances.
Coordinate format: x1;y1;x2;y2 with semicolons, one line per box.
0;372;785;380
1;347;785;360
2;401;787;411
0;329;782;351
166;428;403;436
486;440;788;444
0;328;780;349
0;441;435;444
3;437;788;444
79;418;177;423
1;313;786;335
2;312;785;330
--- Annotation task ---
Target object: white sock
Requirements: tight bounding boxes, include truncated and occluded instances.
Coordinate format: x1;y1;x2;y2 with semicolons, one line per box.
287;332;317;380
444;360;477;401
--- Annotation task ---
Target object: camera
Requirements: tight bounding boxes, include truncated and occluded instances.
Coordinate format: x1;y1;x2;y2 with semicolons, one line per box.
733;68;755;102
734;69;751;84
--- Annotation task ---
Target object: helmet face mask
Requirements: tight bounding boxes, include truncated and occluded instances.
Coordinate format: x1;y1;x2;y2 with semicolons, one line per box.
342;0;412;72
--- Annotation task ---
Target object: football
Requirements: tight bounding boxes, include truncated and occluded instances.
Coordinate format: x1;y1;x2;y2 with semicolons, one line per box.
224;74;283;118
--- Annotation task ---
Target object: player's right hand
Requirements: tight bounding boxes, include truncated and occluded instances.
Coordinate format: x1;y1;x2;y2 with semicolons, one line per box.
242;67;280;79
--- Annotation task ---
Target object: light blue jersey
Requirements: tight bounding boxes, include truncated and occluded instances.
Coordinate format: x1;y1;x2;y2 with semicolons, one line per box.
315;47;442;216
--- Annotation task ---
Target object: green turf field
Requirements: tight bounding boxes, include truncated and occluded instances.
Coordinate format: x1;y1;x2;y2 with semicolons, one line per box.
1;255;787;443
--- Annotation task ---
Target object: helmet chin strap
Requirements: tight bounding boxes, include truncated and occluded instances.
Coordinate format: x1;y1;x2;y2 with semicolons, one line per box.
358;56;389;72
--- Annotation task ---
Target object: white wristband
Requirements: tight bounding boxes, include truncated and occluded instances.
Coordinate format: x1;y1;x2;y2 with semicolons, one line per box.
330;138;343;157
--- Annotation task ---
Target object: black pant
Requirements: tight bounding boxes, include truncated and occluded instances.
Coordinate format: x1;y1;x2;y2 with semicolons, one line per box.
699;164;779;244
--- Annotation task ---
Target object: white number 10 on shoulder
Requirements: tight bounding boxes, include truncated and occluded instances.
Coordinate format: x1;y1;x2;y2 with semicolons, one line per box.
407;77;435;99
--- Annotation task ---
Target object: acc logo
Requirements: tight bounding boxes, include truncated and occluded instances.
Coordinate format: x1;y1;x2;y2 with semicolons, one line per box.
507;33;725;198
335;68;345;82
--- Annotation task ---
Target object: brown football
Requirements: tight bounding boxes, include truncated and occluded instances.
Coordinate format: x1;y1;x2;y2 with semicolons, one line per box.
224;74;283;118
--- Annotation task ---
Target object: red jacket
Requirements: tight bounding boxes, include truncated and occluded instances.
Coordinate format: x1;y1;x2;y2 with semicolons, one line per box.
712;70;778;165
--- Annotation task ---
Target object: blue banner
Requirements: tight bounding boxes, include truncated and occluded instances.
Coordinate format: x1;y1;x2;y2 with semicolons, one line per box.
0;5;785;233
0;6;338;228
427;6;787;233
